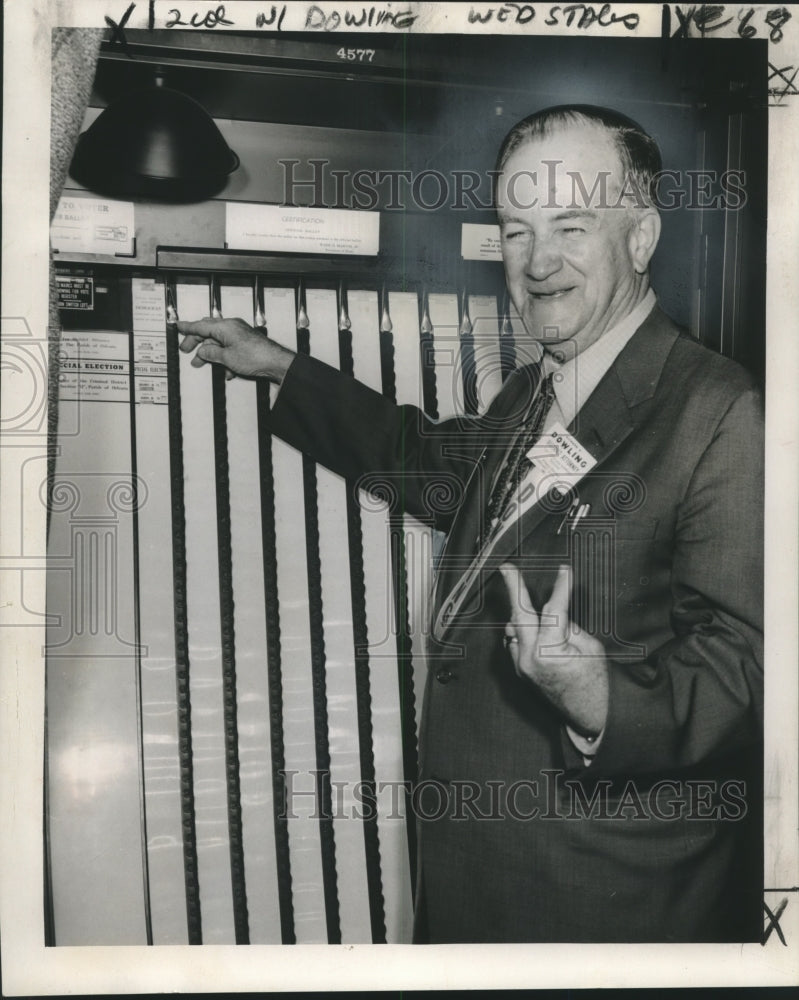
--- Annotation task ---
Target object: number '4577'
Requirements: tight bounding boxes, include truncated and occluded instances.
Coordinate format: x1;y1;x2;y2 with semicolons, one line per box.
336;47;376;62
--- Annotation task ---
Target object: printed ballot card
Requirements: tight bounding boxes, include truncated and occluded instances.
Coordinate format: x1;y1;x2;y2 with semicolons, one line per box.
226;203;380;255
51;195;135;255
461;223;503;261
526;421;597;495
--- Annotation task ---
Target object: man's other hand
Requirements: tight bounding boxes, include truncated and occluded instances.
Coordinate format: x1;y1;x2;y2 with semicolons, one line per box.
177;317;295;383
499;563;609;739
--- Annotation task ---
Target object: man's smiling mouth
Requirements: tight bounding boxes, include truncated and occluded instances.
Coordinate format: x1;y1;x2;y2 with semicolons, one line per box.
530;287;575;300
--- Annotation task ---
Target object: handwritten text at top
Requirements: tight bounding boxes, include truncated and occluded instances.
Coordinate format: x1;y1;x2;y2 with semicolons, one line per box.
126;2;792;42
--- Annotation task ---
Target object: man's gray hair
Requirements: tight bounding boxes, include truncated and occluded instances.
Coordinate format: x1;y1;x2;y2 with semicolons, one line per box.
495;104;663;208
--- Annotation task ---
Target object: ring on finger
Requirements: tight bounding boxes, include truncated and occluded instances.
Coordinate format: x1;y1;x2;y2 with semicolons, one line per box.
503;634;518;647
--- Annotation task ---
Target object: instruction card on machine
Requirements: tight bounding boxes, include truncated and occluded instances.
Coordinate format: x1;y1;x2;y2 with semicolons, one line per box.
51;196;135;256
461;223;503;261
226;203;380;255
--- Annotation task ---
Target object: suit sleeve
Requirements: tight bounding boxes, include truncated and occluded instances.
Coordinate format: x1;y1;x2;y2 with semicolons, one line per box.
266;351;491;531
569;385;764;777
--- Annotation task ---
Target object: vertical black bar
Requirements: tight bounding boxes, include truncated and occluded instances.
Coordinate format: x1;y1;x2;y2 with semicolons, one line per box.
419;310;439;421
211;366;250;945
338;323;388;944
296;323;342;945
164;289;203;945
378;322;419;897
379;324;397;404
128;329;154;946
255;381;296;945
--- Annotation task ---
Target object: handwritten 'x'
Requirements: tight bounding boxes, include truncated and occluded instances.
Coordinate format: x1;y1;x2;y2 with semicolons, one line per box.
762;898;788;946
768;64;799;105
105;3;136;58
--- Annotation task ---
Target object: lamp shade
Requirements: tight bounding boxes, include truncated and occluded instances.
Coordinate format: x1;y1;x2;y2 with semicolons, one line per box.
69;84;240;201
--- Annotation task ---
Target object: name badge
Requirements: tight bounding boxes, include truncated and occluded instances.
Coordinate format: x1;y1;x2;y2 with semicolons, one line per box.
525;421;597;495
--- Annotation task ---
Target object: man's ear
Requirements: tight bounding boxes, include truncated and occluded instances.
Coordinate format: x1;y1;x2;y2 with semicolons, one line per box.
628;208;661;273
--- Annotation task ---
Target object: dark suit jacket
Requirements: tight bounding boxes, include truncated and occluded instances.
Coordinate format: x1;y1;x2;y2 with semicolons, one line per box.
267;305;764;943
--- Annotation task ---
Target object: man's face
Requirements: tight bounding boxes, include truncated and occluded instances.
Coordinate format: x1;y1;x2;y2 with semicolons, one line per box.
496;123;651;358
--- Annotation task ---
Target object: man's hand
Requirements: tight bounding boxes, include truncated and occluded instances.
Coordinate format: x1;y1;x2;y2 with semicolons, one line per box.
177;317;296;383
499;563;608;738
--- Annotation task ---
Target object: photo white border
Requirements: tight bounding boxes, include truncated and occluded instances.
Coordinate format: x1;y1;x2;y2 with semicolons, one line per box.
2;1;797;993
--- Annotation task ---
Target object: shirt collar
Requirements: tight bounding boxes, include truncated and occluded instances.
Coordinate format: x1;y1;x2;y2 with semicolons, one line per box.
542;289;657;428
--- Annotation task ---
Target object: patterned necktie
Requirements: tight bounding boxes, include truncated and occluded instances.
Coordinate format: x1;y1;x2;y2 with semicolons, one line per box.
481;368;555;547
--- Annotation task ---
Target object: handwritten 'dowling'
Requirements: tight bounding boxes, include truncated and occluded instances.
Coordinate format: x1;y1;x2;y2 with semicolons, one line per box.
153;4;792;40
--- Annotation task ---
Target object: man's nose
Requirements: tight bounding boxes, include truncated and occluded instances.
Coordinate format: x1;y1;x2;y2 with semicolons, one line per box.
525;237;562;281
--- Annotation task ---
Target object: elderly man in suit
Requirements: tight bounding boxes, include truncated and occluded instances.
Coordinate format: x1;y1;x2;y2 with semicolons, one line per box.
178;106;764;943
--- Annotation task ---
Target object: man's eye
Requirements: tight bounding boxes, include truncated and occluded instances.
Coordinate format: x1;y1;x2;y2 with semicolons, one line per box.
561;227;586;236
502;230;529;241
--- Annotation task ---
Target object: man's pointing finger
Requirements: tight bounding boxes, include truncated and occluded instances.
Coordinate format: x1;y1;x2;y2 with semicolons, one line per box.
176;318;217;338
176;318;226;351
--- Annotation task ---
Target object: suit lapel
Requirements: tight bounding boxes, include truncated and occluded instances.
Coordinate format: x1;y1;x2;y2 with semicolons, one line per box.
428;364;540;625
432;307;681;640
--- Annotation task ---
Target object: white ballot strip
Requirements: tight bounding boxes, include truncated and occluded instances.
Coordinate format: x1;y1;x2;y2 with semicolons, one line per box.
304;287;371;942
469;294;504;415
219;283;283;945
132;275;168;404
348;289;413;943
176;283;237;943
266;286;328;943
131;277;188;944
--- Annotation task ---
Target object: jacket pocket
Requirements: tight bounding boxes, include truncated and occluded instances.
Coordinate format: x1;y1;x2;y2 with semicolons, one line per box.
611;515;659;540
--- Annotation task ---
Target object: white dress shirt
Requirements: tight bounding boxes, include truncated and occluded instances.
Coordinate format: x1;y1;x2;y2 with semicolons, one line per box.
542;288;657;431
